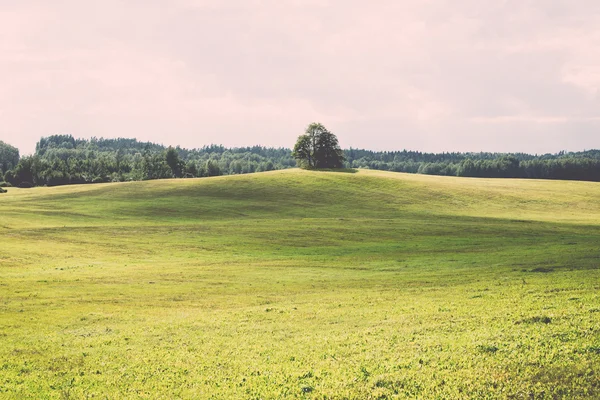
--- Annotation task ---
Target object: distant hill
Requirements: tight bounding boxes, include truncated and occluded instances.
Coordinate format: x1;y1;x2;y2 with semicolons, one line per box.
3;169;600;226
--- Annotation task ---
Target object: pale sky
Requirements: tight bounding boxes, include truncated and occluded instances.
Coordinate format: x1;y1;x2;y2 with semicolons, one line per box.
1;0;600;155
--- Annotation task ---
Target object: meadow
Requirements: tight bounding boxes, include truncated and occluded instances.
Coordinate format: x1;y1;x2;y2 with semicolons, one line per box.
0;169;599;399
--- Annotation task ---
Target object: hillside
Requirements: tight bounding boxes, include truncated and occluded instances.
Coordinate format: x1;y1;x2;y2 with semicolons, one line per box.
3;169;600;226
1;170;599;398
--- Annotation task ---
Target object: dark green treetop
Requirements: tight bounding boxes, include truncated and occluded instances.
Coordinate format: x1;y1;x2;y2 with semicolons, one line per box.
292;123;345;169
0;140;20;174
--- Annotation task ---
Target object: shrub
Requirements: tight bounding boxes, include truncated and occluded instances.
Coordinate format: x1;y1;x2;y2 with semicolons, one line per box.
0;181;12;187
3;170;16;186
18;181;34;188
0;187;6;193
69;175;87;185
45;172;70;187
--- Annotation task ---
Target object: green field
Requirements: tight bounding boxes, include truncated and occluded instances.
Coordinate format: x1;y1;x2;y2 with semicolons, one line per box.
1;169;599;399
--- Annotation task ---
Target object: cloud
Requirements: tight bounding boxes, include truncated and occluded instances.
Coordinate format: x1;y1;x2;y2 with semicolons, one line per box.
1;0;599;154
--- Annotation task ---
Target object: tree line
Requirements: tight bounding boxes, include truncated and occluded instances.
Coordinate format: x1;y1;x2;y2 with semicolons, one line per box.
2;135;295;187
1;133;600;188
345;149;600;181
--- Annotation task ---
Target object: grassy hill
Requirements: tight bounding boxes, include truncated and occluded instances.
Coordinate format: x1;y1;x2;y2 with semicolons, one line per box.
1;169;599;398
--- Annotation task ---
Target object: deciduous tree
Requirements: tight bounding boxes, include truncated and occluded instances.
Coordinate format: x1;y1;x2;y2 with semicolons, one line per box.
292;123;345;168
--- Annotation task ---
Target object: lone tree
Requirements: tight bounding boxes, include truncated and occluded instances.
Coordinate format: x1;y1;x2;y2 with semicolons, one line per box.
292;123;345;168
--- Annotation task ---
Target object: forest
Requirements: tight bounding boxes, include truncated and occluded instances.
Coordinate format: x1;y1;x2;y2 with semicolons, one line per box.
0;136;294;187
345;148;600;181
1;135;600;187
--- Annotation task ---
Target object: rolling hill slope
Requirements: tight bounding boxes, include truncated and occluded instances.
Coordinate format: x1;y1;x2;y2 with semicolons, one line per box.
0;169;599;399
2;168;600;226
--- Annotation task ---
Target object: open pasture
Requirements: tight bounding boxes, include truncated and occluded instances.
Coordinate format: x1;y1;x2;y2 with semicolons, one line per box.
1;169;599;399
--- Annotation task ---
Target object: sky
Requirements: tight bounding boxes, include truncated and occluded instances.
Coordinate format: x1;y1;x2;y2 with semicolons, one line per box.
1;0;600;155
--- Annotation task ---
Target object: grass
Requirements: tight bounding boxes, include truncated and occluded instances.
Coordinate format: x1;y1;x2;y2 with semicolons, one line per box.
0;169;599;399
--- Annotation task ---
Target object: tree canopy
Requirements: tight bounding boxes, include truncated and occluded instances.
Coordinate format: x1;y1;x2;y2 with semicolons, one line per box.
2;135;295;187
292;123;345;168
0;140;20;174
